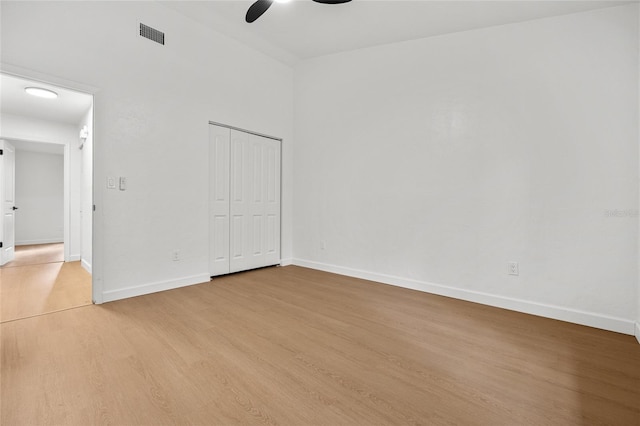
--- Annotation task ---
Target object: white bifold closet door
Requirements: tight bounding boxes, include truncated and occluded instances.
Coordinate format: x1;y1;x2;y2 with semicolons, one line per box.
209;124;281;276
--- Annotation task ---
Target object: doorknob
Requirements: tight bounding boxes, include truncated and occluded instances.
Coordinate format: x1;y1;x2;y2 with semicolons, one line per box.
11;206;18;210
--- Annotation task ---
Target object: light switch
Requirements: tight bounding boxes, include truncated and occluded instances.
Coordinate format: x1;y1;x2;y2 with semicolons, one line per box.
107;177;116;189
119;177;127;191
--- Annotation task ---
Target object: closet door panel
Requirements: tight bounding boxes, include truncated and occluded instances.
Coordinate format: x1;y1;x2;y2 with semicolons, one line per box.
230;130;252;273
263;139;281;266
209;125;231;276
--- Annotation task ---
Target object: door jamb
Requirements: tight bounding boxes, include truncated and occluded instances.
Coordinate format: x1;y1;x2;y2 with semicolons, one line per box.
1;65;101;303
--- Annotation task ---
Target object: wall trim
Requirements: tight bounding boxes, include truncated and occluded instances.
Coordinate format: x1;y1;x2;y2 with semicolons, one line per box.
292;258;636;336
280;258;293;267
68;254;81;262
101;273;211;303
635;322;640;344
16;238;63;246
81;259;92;274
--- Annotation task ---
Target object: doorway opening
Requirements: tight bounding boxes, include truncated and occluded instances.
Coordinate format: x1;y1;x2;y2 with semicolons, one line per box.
0;73;94;321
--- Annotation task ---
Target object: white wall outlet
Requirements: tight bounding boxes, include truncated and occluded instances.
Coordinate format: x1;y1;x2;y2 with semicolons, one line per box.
508;261;519;276
107;177;116;189
172;250;180;261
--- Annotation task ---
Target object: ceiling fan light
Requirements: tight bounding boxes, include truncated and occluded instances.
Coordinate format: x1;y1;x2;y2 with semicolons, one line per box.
25;87;58;99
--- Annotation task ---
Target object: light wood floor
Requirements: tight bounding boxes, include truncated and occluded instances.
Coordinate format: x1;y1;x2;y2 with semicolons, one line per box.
1;266;639;425
0;244;92;322
1;242;65;268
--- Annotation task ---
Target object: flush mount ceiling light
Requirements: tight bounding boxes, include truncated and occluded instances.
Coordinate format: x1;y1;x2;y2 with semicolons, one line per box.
25;87;58;99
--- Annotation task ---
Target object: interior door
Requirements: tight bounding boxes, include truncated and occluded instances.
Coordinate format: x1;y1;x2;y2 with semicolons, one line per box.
0;140;16;265
209;125;231;276
229;130;251;272
229;130;280;273
261;136;281;268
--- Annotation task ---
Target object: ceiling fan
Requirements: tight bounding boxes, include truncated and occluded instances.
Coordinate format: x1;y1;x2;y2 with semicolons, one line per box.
246;0;352;23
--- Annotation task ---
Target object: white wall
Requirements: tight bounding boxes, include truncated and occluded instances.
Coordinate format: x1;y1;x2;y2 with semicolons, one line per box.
14;150;64;245
0;113;81;259
4;2;636;337
79;106;93;273
1;1;294;302
294;5;639;334
637;2;640;344
1;113;77;146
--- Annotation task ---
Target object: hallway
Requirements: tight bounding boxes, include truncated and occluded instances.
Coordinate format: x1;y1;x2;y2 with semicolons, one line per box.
0;243;92;322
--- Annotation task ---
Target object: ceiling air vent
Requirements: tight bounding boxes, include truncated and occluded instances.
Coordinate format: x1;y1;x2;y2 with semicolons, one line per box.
139;23;165;45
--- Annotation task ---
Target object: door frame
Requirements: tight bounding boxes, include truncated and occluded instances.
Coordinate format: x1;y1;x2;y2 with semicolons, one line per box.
1;137;69;259
0;65;101;303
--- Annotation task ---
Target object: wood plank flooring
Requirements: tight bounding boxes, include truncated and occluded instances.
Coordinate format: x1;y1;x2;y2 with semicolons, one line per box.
0;244;92;322
1;266;639;425
1;243;65;268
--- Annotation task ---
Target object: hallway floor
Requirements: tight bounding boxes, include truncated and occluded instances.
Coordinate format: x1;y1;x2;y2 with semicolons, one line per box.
0;243;92;322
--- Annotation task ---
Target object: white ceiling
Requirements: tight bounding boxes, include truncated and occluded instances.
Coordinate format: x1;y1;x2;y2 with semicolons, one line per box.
1;1;630;130
162;0;633;65
0;73;93;125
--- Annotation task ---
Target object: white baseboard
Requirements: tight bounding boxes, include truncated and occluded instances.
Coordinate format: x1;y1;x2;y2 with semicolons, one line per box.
68;254;81;262
293;258;636;336
101;273;211;303
81;259;92;274
635;322;640;344
16;238;63;246
280;258;293;266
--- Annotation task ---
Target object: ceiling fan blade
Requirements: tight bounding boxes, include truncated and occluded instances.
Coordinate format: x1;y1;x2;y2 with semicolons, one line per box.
246;0;274;23
312;0;352;3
